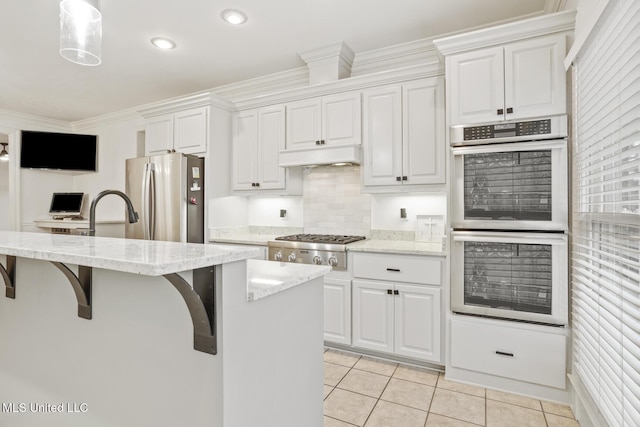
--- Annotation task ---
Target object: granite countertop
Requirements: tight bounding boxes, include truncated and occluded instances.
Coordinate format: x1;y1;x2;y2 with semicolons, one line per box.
347;239;446;256
0;231;261;276
208;228;447;256
209;226;304;246
210;233;278;246
246;260;331;301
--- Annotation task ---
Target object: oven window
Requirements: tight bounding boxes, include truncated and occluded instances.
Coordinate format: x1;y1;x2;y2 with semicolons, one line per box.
463;241;552;314
464;150;552;221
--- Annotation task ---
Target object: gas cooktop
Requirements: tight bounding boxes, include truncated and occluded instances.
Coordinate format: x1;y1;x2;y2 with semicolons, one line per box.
275;234;366;245
268;234;366;270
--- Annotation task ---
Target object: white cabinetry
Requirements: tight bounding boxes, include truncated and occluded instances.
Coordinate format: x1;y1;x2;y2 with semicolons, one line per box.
450;316;567;389
362;78;445;187
232;106;292;191
285;92;361;150
323;277;351;345
351;253;442;363
446;34;566;125
145;106;209;155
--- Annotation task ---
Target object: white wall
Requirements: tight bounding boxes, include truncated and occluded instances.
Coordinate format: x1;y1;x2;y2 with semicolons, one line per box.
247;196;303;228
371;192;446;231
19;170;74;231
73;116;144;221
0;110;71;231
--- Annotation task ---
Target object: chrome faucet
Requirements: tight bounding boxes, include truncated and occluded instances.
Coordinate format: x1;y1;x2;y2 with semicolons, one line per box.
89;190;139;236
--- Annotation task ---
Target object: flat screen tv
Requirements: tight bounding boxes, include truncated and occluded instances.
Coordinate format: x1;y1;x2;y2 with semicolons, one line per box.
20;130;98;172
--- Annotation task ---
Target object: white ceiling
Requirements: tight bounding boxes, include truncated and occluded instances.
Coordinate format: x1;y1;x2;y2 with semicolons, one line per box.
1;0;551;122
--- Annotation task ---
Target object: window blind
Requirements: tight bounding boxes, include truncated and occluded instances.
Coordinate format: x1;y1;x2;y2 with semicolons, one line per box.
572;0;640;426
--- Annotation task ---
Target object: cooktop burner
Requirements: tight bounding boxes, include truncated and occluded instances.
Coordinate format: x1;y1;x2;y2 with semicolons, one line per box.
275;234;366;245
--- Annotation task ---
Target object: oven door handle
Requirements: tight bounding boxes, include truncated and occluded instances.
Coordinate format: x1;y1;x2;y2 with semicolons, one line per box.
451;139;567;156
452;230;568;245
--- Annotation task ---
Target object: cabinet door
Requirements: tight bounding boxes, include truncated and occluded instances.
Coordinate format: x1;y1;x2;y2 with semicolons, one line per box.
362;86;403;186
504;35;566;120
394;285;441;362
323;277;351;345
174;106;209;154
322;92;361;146
145;114;174;155
231;110;258;191
285;98;322;150
256;106;286;190
448;47;504;125
403;78;446;185
352;280;393;353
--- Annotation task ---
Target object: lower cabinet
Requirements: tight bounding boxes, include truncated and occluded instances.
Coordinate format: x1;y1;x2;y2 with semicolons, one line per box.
450;316;567;389
352;280;441;363
323;277;351;345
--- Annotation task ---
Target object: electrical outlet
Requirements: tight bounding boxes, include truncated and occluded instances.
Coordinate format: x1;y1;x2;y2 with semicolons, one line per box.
416;215;444;242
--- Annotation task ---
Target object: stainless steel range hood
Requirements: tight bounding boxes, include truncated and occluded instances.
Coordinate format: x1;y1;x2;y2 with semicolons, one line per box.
278;144;361;167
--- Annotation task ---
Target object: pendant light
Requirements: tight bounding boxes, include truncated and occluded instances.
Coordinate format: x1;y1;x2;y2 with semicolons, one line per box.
59;0;102;66
0;143;8;162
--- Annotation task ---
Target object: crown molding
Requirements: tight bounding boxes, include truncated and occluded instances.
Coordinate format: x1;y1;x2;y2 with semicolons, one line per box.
351;38;440;77
0;108;71;133
71;108;143;131
232;62;443;111
137;92;216;117
211;67;309;103
433;10;577;56
298;42;355;67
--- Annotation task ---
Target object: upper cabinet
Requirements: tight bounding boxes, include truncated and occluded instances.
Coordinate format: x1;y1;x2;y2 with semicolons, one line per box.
362;77;445;187
232;106;301;193
446;34;567;125
145;106;209;156
285;92;361;150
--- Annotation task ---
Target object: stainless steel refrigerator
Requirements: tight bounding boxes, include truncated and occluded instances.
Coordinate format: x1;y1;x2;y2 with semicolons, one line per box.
125;152;205;243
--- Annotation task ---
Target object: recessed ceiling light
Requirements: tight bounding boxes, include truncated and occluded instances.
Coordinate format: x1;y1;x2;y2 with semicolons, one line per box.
221;9;247;25
150;37;176;50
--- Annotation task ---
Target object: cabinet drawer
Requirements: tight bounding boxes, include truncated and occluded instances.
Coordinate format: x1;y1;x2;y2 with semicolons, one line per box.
450;318;566;388
352;253;441;285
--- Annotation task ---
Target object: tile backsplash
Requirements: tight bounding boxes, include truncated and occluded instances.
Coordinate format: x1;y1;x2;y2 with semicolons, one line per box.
303;166;371;236
246;166;447;237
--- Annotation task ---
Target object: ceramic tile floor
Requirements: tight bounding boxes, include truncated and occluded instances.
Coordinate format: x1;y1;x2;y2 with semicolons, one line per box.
323;349;580;427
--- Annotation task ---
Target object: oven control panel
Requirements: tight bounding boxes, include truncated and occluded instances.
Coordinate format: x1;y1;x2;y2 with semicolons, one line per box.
463;119;551;141
451;115;567;146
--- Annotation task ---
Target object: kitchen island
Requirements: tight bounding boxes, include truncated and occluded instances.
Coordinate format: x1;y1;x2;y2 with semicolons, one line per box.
0;231;330;427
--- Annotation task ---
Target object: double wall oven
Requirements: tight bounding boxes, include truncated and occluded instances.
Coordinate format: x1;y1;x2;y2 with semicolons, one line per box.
450;115;569;325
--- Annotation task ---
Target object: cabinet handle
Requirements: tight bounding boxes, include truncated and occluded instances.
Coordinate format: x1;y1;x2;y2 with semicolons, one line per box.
251;183;256;187
495;351;514;357
387;289;393;295
396;177;402;182
497;108;504;115
402;176;407;181
255;182;260;187
386;268;401;272
506;107;514;114
321;139;326;145
393;290;399;295
315;140;321;145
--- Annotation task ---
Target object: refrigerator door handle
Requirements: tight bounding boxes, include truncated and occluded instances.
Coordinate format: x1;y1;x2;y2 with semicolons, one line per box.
142;163;156;240
149;164;156;240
